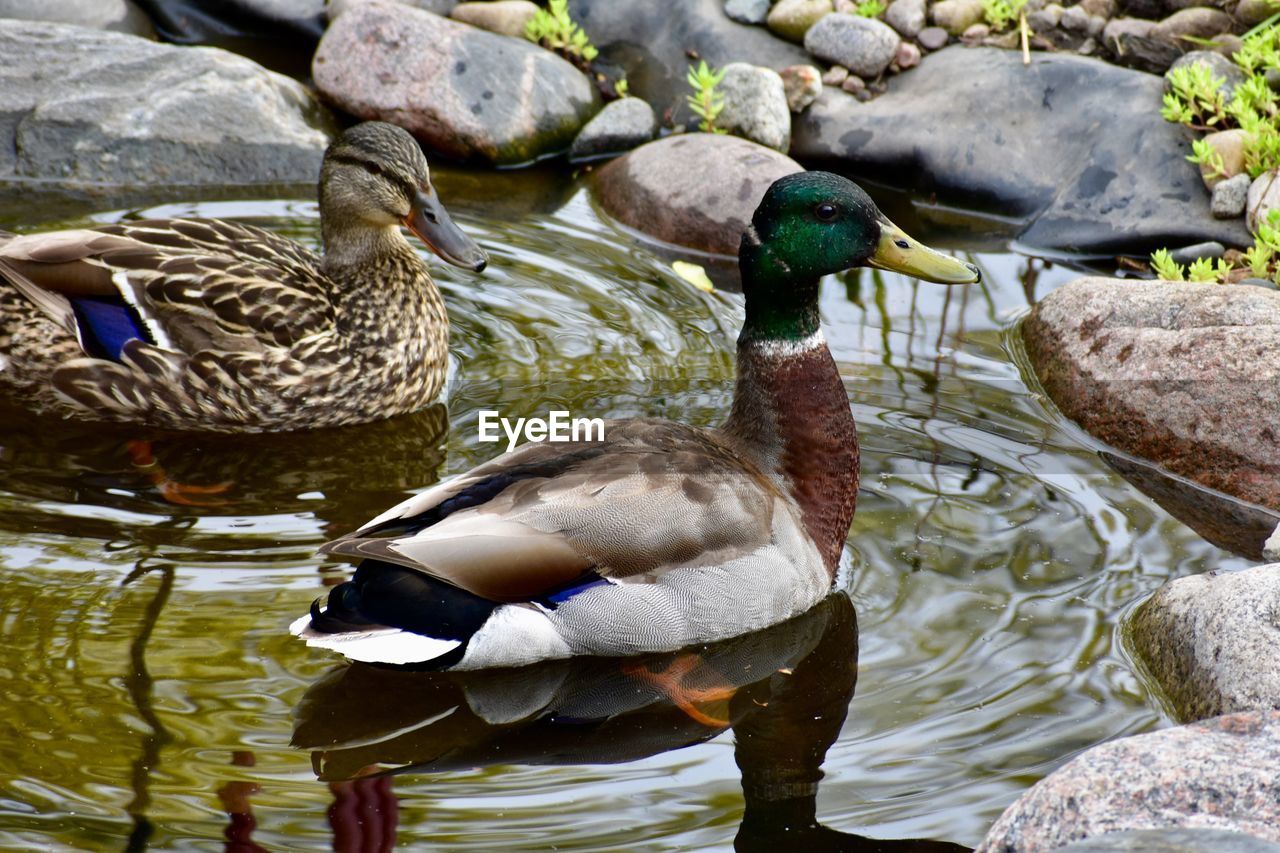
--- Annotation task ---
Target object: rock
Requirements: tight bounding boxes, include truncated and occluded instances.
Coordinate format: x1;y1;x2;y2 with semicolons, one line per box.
791;47;1250;254
884;0;926;36
1021;277;1280;509
842;73;867;93
591;134;802;256
1235;0;1276;25
725;0;772;24
0;0;153;36
141;0;326;43
779;64;824;111
1169;50;1247;100
1102;17;1182;73
895;40;922;68
1130;564;1280;722
568;97;657;162
1211;173;1250;218
961;21;991;41
313;2;598;166
804;13;902;78
1078;0;1115;18
1167;240;1225;263
716;63;792;151
1056;829;1280;852
1152;7;1234;41
0;20;330;187
1212;33;1243;57
1247;170;1280;232
1087;13;1106;34
822;64;851;85
766;0;835;41
449;0;539;37
1268;526;1280;559
930;0;986;35
977;711;1280;850
1028;4;1064;28
1196;128;1249;188
917;24;951;48
1061;3;1092;29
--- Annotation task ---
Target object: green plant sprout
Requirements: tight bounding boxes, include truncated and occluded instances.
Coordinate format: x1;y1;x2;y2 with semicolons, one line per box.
1187;138;1227;180
687;60;727;134
981;0;1027;32
1162;62;1228;129
855;0;886;17
525;0;598;63
1150;248;1187;281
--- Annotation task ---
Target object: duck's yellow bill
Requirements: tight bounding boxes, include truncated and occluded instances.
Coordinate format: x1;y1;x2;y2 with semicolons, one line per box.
868;217;981;285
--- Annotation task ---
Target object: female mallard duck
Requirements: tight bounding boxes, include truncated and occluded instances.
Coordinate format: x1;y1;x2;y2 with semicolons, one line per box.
0;122;487;432
292;171;979;669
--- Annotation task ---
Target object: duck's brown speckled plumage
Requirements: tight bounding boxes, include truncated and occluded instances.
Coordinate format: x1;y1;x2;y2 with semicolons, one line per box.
0;122;484;433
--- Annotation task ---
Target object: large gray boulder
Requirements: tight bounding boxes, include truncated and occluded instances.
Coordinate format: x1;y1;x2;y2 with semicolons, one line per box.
1130;564;1280;722
1056;829;1280;852
314;2;598;165
0;0;154;36
978;711;1280;850
592;134;802;256
793;48;1250;254
1022;277;1280;512
0;20;332;186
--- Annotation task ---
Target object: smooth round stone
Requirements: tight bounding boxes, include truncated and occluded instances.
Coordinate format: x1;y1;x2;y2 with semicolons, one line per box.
1152;7;1233;41
884;0;926;37
930;0;985;35
1167;241;1226;264
894;40;921;69
449;0;539;37
0;0;154;36
568;97;657;162
1061;3;1092;30
804;13;902;79
592;134;802;256
716;62;793;151
766;0;834;41
917;25;950;49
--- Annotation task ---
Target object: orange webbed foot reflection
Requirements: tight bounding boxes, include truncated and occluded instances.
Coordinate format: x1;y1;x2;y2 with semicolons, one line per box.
622;653;740;728
126;440;234;507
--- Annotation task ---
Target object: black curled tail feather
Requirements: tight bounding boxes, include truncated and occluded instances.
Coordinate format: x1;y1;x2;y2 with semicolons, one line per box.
307;560;500;642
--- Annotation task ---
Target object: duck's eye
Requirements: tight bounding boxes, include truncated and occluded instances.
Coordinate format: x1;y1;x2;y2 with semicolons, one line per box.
815;202;838;222
361;160;383;177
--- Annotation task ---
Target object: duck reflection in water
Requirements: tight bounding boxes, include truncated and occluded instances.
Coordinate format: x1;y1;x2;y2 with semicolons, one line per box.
292;593;967;851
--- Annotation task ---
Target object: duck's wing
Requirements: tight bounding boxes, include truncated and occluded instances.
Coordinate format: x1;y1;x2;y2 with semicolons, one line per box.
0;219;334;360
320;418;785;602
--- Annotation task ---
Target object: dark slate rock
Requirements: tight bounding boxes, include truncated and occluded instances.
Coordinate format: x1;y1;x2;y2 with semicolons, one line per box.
591;134;802;256
0;20;331;186
313;1;598;166
132;0;325;42
977;711;1280;850
0;0;154;36
1131;564;1280;723
568;97;657;162
792;47;1250;254
1022;277;1280;509
1057;829;1280;852
1167;240;1225;263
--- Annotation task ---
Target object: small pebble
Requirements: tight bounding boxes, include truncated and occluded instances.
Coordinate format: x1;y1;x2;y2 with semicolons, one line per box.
1087;13;1105;36
1078;36;1097;54
961;22;990;42
1168;241;1226;265
1060;4;1091;31
1027;5;1062;29
1239;277;1279;290
918;25;949;49
841;73;867;94
1266;68;1280;93
1211;173;1251;219
822;64;850;86
895;40;921;68
779;64;823;111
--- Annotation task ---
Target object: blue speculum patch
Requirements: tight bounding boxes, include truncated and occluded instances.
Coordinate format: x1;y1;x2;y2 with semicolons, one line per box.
69;296;147;361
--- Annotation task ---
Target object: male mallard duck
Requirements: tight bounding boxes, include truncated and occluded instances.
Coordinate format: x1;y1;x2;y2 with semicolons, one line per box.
0;122;487;432
292;171;979;669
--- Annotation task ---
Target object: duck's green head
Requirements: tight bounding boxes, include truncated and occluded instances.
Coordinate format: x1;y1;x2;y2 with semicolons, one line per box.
739;171;979;341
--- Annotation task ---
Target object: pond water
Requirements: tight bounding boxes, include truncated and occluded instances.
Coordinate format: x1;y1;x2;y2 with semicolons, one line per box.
0;168;1252;850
